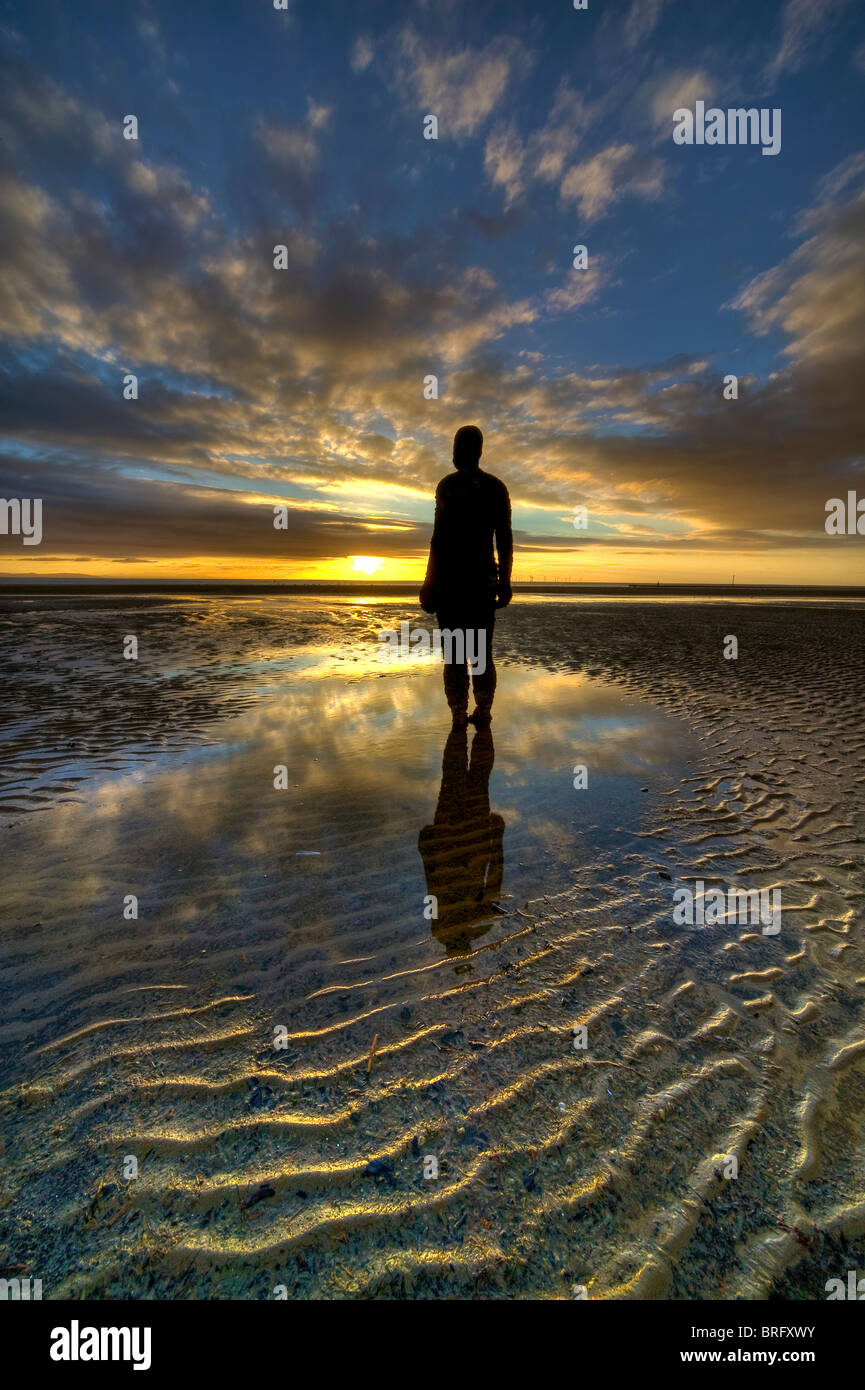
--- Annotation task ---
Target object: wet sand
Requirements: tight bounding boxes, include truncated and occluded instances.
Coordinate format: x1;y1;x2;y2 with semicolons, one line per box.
1;595;863;1299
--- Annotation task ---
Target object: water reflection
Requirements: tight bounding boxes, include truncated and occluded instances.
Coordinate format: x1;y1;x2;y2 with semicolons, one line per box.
0;599;703;1068
0;648;695;960
418;723;505;956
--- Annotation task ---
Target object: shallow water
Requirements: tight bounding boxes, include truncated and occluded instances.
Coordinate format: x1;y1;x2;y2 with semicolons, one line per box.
1;597;863;1299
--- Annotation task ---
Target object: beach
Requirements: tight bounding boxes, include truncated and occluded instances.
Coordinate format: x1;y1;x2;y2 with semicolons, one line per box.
1;593;863;1299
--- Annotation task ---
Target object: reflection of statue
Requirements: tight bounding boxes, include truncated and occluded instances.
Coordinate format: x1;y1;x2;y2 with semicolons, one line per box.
418;723;505;956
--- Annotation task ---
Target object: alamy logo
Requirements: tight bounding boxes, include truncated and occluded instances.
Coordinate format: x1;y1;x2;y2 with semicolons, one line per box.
0;497;42;545
826;1271;865;1299
673;101;781;156
673;882;781;934
0;1276;42;1299
378;621;487;674
50;1320;152;1371
825;492;865;535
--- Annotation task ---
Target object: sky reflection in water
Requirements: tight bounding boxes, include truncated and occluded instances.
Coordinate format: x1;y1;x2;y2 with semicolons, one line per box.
4;646;696;979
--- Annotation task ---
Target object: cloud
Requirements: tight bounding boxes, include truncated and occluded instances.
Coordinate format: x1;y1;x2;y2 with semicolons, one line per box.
731;172;865;369
485;67;714;219
484;123;527;207
543;259;609;313
642;69;715;137
815;151;865;204
559;144;665;221
256;100;333;176
0;450;430;562
528;82;589;184
124;160;210;227
766;0;853;82
398;28;527;137
622;0;672;50
0;70;114;163
351;35;374;73
485;81;590;207
1;56;863;576
485;75;669;220
0;171;82;341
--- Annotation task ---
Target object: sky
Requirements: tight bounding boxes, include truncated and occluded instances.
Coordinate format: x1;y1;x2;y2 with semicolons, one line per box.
1;0;864;584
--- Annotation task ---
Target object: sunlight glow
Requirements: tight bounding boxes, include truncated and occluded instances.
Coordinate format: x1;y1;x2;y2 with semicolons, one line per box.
349;555;385;575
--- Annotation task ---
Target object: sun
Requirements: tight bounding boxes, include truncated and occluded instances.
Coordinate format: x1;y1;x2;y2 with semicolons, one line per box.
349;555;385;576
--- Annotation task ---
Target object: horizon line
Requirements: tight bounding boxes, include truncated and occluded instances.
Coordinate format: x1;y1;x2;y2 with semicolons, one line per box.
1;579;864;596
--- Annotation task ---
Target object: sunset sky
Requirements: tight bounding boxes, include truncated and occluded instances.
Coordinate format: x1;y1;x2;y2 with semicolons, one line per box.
1;0;864;584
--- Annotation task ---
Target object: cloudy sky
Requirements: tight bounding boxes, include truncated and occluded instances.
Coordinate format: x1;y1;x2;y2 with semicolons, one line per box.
1;0;864;583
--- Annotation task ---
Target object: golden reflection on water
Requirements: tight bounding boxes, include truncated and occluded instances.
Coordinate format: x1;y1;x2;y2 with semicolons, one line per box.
2;648;693;980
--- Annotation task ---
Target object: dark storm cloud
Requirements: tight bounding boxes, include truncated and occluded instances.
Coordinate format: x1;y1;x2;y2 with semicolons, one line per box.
0;451;427;561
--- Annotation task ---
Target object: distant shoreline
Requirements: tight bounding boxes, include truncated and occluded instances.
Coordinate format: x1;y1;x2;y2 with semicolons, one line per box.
1;580;864;599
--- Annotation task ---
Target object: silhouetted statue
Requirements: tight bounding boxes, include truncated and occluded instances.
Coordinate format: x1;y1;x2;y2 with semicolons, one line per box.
419;425;513;725
418;722;505;956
